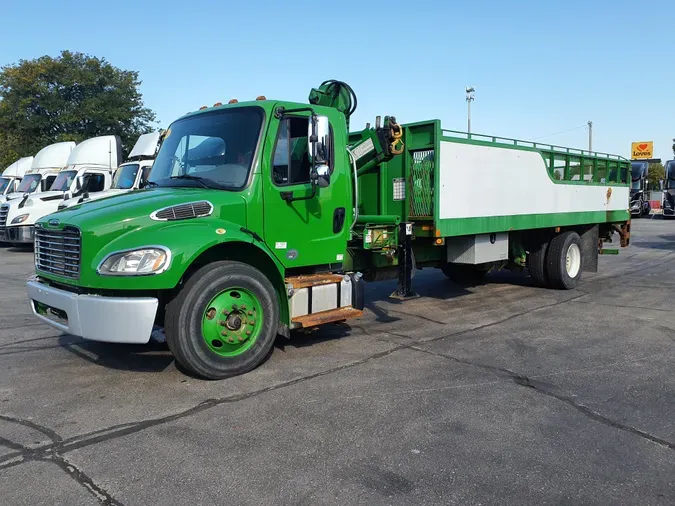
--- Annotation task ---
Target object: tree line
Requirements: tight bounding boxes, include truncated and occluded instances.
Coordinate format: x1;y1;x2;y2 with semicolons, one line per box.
0;50;156;170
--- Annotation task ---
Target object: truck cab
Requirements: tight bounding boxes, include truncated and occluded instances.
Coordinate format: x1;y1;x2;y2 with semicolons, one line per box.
57;132;160;211
1;142;76;205
629;161;650;217
2;136;119;245
0;157;33;201
0;142;74;242
663;160;675;218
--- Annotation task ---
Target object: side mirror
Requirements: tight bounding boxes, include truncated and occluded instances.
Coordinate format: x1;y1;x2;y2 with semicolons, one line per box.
308;115;331;188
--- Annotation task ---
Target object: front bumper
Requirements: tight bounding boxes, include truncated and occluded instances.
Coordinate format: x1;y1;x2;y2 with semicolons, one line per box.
26;277;158;344
6;225;34;244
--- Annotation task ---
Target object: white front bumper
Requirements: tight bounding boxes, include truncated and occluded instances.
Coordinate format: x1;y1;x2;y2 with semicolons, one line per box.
26;277;158;344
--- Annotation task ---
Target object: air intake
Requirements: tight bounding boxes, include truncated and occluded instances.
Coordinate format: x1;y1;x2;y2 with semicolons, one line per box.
151;201;213;221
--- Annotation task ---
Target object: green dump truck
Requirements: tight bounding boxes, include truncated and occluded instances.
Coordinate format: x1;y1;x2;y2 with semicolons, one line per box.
26;80;631;379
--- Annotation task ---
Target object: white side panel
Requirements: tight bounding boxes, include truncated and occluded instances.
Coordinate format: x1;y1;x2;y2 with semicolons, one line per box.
128;132;161;159
3;157;34;177
438;142;628;219
67;136;120;169
32;142;76;170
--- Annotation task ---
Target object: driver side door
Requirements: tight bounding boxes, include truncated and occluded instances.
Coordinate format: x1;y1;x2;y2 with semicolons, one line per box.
262;114;349;270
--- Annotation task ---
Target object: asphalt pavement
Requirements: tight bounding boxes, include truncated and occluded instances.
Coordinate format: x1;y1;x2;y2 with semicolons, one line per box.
0;219;673;505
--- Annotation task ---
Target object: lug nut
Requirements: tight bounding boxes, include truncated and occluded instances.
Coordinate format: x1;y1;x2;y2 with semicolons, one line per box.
228;337;235;343
218;320;226;326
241;304;247;310
246;330;252;336
238;336;244;342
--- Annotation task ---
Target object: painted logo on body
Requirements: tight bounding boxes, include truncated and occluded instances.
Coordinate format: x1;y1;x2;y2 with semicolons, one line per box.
48;219;60;227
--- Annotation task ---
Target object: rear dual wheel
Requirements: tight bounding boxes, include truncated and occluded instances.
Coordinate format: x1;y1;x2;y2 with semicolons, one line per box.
165;261;279;380
529;231;582;290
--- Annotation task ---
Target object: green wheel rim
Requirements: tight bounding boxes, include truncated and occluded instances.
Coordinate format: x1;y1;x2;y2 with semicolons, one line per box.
201;287;264;357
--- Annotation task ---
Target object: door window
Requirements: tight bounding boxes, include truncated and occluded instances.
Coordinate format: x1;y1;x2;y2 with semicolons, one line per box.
272;117;311;186
84;173;106;192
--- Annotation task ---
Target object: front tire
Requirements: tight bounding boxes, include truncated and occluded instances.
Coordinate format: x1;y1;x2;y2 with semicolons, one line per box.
165;261;279;380
546;231;582;290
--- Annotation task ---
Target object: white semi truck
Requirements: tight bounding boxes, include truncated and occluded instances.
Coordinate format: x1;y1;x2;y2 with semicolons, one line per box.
0;142;74;242
1;136;121;245
1;141;75;205
57;132;160;211
0;157;34;201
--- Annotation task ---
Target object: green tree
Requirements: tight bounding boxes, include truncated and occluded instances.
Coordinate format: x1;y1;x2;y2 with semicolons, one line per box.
0;50;156;169
648;162;664;190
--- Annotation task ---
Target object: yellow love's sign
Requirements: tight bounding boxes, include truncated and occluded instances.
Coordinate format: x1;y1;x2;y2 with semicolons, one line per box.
631;141;653;160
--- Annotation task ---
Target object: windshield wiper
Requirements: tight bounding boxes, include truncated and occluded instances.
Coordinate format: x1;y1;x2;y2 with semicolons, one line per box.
169;174;224;189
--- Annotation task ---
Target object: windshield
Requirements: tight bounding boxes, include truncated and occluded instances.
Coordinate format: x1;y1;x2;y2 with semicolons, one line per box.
149;108;263;189
112;164;140;189
666;161;675;180
0;177;11;194
16;174;42;193
631;180;642;190
50;170;78;191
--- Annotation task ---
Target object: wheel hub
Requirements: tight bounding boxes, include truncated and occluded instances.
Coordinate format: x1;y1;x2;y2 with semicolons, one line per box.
201;288;262;356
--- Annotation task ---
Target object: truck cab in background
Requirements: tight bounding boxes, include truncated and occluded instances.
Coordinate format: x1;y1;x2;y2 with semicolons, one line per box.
1;142;75;205
2;136;120;245
0;142;75;242
663;160;675;218
629;161;650;217
0;157;33;201
58;132;160;211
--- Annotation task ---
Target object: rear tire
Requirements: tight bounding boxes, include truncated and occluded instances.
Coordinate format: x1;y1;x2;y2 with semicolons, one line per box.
165;261;279;380
546;231;582;290
528;240;549;287
441;264;488;286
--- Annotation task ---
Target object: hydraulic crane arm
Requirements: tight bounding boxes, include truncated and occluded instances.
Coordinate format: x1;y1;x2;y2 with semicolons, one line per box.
308;80;404;174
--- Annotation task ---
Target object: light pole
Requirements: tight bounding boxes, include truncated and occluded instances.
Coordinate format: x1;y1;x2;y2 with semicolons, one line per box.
466;86;475;134
587;121;593;152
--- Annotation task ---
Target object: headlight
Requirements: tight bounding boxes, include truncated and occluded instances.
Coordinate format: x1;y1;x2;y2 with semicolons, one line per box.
11;214;29;224
97;247;171;276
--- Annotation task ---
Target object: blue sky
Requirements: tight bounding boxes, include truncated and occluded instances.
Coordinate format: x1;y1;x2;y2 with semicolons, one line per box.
1;0;674;161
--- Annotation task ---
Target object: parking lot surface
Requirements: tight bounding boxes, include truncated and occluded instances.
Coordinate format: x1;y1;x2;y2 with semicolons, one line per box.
0;219;674;505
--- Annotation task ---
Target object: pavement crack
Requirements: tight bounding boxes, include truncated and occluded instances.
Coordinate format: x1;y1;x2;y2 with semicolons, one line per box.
50;454;124;505
406;346;675;452
0;345;405;463
0;414;63;444
513;376;675;452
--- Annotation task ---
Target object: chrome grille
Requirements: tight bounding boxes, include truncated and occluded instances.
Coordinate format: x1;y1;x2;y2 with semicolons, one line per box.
34;226;81;279
0;204;8;228
151;201;213;221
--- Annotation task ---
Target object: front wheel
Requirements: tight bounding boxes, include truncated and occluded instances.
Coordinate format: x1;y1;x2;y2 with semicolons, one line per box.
165;261;280;380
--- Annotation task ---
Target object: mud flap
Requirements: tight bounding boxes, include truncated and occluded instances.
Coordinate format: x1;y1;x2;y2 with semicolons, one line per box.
579;225;599;273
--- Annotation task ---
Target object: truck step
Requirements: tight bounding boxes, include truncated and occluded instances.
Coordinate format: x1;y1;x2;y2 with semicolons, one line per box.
285;273;345;289
291;306;363;328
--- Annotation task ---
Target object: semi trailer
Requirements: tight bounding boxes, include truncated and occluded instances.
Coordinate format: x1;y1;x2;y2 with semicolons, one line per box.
26;80;631;379
2;136;120;245
58;132;161;211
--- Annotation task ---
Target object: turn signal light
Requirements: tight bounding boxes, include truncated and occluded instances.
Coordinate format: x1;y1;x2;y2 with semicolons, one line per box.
213;102;222;107
256;96;266;101
199;105;208;110
228;99;238;104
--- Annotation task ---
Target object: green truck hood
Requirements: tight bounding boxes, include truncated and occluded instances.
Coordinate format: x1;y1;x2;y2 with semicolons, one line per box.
37;187;249;290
